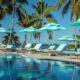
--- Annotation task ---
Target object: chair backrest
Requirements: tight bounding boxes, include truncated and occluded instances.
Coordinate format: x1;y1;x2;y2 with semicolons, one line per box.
56;44;67;51
25;43;32;49
6;44;13;49
33;43;42;50
48;45;56;50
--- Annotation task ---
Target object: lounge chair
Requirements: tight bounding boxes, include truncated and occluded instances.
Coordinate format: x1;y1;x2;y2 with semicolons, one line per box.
32;43;42;50
16;43;32;52
5;44;16;52
38;44;58;52
25;43;32;49
26;43;42;54
49;44;67;56
6;44;13;49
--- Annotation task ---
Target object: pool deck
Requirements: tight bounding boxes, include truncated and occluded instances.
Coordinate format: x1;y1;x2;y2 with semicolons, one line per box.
19;53;80;64
0;51;80;64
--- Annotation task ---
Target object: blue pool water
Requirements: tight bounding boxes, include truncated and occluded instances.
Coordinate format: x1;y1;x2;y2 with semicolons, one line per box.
0;54;80;80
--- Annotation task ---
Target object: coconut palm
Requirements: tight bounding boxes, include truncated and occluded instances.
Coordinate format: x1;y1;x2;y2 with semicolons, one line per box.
2;28;20;45
56;0;80;50
0;0;28;20
56;0;80;20
18;0;57;39
32;0;56;28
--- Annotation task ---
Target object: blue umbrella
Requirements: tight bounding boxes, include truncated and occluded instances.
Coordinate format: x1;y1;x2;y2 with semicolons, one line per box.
39;23;66;31
20;27;41;43
58;35;76;50
39;23;66;43
20;27;40;33
0;27;9;33
58;35;76;42
70;19;80;26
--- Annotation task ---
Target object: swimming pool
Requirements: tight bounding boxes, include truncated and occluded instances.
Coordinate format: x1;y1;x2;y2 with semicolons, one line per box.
0;54;80;80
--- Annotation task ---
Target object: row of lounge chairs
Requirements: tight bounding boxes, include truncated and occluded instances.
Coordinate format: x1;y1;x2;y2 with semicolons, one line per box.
23;43;80;56
0;43;80;56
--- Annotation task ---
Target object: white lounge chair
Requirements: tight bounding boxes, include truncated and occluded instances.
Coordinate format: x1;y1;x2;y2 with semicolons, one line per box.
49;44;67;56
32;43;42;50
25;43;32;49
6;44;13;49
39;44;58;52
55;44;67;52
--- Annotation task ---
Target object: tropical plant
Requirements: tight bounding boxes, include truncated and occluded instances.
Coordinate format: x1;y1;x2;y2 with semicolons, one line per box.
2;28;20;45
18;0;57;39
56;0;80;50
56;0;80;20
0;0;28;20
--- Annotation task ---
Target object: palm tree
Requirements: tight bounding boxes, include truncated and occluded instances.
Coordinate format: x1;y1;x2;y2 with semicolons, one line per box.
56;0;80;50
56;0;80;19
56;0;80;80
2;28;20;46
32;0;56;28
18;0;57;39
0;0;28;20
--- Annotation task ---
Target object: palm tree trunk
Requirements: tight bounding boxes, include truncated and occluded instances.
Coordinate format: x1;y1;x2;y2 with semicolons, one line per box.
6;1;16;80
73;0;77;51
7;3;15;46
71;1;77;80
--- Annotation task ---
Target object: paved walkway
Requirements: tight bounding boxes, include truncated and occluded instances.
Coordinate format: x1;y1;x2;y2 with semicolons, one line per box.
19;52;80;64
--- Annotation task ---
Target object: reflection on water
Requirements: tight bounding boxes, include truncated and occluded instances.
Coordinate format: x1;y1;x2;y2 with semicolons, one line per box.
0;54;80;80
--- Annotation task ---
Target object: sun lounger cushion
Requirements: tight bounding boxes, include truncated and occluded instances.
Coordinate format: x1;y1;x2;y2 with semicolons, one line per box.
33;43;42;50
56;44;67;52
25;43;32;49
6;44;13;49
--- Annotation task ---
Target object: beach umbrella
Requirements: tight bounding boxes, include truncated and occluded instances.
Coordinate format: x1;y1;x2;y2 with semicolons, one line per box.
70;19;80;50
20;27;41;43
0;27;10;33
39;23;66;44
70;19;80;26
40;23;66;31
20;27;40;33
58;35;76;42
58;35;76;50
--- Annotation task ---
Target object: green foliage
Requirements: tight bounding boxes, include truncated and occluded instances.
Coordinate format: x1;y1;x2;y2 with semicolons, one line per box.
2;28;20;45
56;0;80;20
0;0;28;20
18;0;57;39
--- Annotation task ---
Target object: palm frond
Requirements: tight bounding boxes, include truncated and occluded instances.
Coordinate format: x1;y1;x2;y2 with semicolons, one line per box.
56;0;66;10
46;14;57;23
0;0;2;4
19;5;28;16
62;0;72;16
47;31;53;40
0;7;6;20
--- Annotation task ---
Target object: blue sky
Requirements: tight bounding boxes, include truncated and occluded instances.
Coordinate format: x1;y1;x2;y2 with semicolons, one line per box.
0;0;80;44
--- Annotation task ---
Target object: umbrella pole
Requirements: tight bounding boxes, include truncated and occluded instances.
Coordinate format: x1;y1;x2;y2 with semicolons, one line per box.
67;42;69;51
39;37;40;43
74;25;77;51
52;32;54;45
31;33;32;42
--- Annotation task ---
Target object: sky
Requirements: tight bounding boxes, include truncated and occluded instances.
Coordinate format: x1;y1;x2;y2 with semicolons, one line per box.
0;0;80;44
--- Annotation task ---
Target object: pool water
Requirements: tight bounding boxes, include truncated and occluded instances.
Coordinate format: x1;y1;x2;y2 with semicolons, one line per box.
0;54;80;80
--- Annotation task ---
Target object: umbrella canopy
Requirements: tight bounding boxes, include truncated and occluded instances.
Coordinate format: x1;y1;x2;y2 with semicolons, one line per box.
19;27;42;43
39;23;66;31
70;19;80;26
0;27;9;33
20;27;41;33
58;35;76;42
